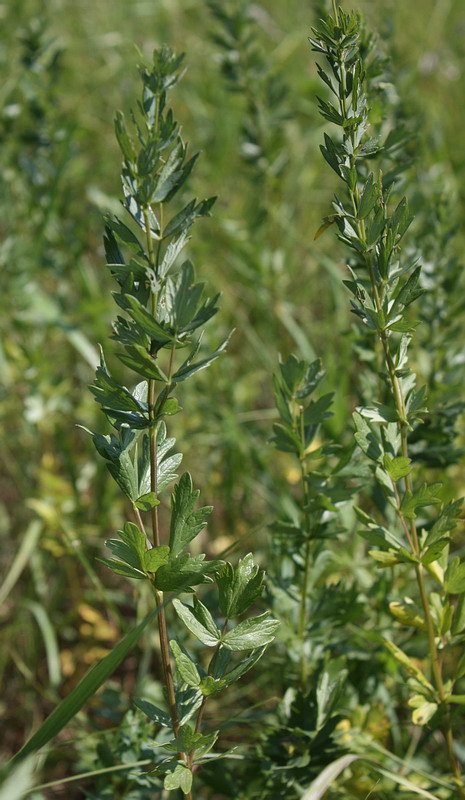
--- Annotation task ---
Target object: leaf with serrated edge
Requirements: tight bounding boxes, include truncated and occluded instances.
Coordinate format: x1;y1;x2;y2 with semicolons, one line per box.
173;599;220;646
222;613;279;651
216;554;264;618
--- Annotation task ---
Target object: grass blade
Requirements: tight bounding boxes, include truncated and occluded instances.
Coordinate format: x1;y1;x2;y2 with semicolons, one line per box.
302;755;361;800
0;521;42;606
12;606;160;762
302;754;442;800
0;757;35;800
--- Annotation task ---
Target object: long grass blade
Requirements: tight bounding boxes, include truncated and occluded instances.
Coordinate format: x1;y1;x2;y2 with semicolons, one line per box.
11;606;160;762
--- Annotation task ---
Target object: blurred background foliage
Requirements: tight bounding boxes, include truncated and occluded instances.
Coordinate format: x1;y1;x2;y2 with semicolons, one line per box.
1;0;465;796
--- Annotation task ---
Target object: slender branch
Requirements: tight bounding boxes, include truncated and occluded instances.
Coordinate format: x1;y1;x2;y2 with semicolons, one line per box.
329;26;465;795
143;202;182;747
296;404;312;687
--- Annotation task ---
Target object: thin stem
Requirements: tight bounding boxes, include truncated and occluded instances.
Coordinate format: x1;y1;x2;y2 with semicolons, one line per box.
296;405;312;687
332;28;465;794
143;202;182;748
150;585;179;734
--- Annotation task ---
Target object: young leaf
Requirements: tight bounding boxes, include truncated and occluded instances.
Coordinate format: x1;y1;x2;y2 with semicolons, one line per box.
163;762;193;794
172;599;220;646
97;558;146;580
144;545;170;573
222;612;279;651
445;558;465;595
170;640;201;687
135;492;159;511
400;484;443;520
358;173;378;219
169;473;213;558
216;553;265;618
171;334;231;382
383;455;412;482
155;554;224;592
133;697;171;727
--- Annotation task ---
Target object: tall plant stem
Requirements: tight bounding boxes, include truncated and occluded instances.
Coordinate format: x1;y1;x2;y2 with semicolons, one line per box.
331;36;465;790
356;211;464;798
297;405;312;687
143;205;181;742
341;130;464;800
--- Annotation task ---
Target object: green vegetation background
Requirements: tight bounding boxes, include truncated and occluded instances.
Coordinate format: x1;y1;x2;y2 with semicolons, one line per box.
1;0;465;792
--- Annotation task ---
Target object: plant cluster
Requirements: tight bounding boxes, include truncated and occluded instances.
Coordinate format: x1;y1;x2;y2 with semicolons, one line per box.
3;2;465;800
81;45;278;797
311;4;465;795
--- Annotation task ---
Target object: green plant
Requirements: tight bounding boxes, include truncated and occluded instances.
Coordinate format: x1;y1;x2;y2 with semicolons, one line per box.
313;4;465;795
81;45;279;797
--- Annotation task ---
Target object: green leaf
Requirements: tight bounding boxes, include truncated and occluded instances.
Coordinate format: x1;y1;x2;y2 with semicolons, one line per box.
105;521;146;571
164;725;218;761
173;599;220;646
163;762;192;794
408;695;438;726
221;647;266;687
222;613;279;651
114;110;136;164
383;454;412;482
192;597;220;640
97;557;146;580
159;231;190;279
169;473;213;558
383;639;434;692
421;538;449;565
135;492;160;511
366;205;385;247
117;345;168;382
393;265;426;310
157;397;183;418
216;554;264;618
133;697;171;727
454;650;465;681
120;294;175;344
304;392;334;426
170;640;200;687
164;260;211;332
271;422;301;454
91;348;148;416
400;484;443;520
172;334;231;382
352;412;383;462
358;403;398;424
389;600;426;630
105;215;146;258
155;553;224;592
445;557;465;595
12;607;161;761
199;676;227;696
358;173;378;219
354;507;403;550
164;196;216;239
144;546;170;573
424;499;463;547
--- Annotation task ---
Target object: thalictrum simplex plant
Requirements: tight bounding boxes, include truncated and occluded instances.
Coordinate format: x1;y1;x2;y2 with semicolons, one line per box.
81;46;278;797
9;44;278;799
313;4;465;795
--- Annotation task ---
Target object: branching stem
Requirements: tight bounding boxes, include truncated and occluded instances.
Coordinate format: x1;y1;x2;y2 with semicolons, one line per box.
143;202;182;749
297;404;312;687
333;31;465;793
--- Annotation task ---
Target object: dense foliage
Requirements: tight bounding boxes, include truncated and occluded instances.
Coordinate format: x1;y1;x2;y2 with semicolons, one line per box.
1;1;465;798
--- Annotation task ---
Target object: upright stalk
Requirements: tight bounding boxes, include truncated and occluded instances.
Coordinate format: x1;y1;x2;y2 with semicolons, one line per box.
312;7;465;793
143;204;180;739
297;405;312;686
